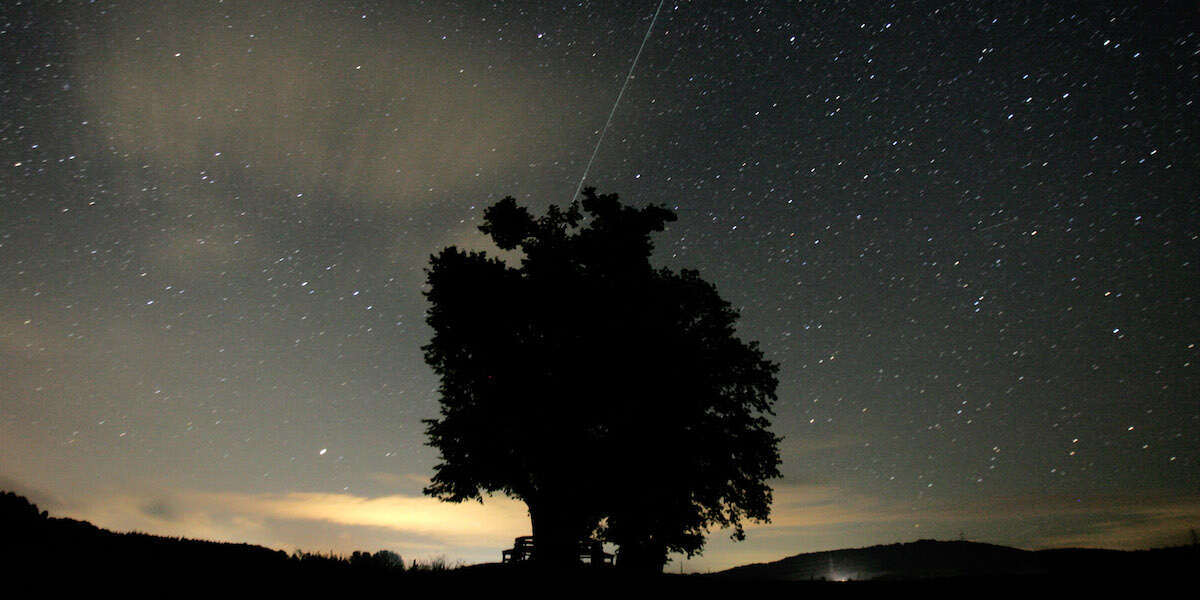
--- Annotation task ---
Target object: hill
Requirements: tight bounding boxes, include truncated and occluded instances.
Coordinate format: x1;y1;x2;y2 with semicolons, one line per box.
714;538;1197;582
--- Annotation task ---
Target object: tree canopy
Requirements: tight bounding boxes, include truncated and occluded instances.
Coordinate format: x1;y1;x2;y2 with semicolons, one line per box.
422;188;781;570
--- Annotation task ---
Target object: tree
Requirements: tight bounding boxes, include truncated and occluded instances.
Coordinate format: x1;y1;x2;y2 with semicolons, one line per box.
421;188;781;570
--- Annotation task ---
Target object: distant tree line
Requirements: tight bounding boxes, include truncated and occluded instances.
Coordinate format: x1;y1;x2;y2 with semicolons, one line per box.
0;491;442;590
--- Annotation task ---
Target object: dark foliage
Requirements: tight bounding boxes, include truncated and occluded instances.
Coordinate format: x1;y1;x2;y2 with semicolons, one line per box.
421;188;782;570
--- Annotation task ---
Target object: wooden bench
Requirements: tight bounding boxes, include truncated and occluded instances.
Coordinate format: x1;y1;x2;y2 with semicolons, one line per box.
501;535;614;565
502;535;535;563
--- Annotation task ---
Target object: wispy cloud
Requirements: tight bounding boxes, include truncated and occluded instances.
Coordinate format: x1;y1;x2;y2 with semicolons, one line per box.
758;483;1200;542
679;483;1200;572
196;490;530;542
67;487;529;562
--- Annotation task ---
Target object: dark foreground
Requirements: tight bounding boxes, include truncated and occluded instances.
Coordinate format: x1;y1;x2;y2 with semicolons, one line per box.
1;560;1176;598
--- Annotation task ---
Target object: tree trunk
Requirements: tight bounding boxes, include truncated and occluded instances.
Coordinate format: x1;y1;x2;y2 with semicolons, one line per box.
528;501;581;568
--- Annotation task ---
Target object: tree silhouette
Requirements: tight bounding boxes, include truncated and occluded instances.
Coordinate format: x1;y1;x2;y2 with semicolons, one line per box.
422;188;781;570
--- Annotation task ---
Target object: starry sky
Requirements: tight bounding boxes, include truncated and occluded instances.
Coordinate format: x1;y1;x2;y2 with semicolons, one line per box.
1;0;1197;572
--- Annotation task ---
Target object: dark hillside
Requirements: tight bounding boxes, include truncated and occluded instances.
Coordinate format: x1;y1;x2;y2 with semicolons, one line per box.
0;491;410;589
714;538;1198;583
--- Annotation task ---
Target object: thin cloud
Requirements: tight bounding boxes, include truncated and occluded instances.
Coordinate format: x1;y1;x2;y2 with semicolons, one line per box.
750;483;1200;549
68;487;530;560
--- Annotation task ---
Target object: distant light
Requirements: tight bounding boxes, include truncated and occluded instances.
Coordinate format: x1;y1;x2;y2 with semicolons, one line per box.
319;448;327;455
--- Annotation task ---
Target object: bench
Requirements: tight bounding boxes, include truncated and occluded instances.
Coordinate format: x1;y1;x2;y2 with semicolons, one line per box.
501;535;614;565
502;535;535;563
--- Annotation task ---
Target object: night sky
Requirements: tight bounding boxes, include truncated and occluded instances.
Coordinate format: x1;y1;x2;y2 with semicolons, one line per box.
2;1;1197;571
